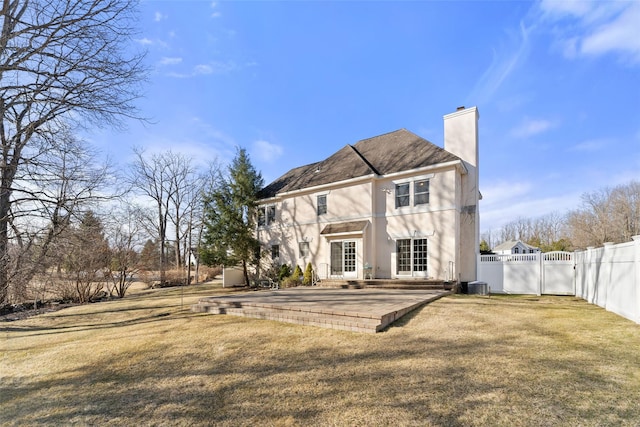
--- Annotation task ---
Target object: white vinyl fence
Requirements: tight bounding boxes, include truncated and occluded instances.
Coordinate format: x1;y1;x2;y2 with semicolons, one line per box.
478;236;640;325
478;252;574;296
575;239;640;324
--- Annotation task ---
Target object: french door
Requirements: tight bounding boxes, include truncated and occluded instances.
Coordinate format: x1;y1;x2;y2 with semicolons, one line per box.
330;241;357;278
396;238;428;277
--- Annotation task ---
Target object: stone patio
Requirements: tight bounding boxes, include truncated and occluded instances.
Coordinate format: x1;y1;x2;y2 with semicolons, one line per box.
191;287;451;333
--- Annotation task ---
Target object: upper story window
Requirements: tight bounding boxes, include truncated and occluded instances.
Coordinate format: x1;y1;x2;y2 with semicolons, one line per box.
395;183;410;208
396;179;430;208
414;180;430;206
267;205;276;223
271;244;280;260
257;205;276;227
317;194;327;216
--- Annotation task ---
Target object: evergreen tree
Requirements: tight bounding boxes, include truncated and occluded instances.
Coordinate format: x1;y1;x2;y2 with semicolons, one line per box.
200;148;263;285
139;239;161;270
303;263;314;286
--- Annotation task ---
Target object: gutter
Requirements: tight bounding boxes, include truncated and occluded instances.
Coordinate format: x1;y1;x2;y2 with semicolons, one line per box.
262;159;467;202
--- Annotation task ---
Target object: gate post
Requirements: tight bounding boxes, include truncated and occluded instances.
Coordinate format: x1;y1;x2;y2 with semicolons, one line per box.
633;236;640;324
538;252;543;296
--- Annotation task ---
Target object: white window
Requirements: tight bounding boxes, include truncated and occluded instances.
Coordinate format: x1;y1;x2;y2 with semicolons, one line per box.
257;205;276;226
299;241;310;258
395;183;410;208
317;194;327;216
414;180;430;206
271;244;280;260
395;179;430;208
267;205;275;224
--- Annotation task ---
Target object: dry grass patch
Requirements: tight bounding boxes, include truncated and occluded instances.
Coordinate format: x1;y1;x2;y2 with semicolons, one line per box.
2;286;640;426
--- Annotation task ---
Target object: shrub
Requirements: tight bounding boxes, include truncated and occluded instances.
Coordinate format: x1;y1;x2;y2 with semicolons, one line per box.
302;263;313;286
280;276;299;288
292;265;302;281
199;265;222;282
277;264;292;281
138;270;157;289
280;265;303;288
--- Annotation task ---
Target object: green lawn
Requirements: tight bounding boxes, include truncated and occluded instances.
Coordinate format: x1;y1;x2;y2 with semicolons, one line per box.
2;282;640;426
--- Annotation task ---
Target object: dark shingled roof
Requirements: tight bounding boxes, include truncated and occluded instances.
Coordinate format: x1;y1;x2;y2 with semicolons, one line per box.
258;129;460;199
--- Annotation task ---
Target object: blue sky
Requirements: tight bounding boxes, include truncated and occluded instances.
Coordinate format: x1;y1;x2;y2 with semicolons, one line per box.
92;0;640;233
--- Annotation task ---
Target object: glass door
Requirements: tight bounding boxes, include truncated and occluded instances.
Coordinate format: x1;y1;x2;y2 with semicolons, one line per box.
396;238;428;277
330;241;357;278
330;242;343;276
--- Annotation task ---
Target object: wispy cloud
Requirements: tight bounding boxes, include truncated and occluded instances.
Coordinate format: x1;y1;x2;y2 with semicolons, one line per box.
136;37;154;46
567;138;609;152
480;180;582;230
467;21;532;104
210;1;221;18
135;38;169;49
133;117;237;168
158;57;182;66
482;181;533;208
154;11;167;22
539;1;640;64
166;60;249;78
252;140;284;163
510;118;555;139
194;64;214;75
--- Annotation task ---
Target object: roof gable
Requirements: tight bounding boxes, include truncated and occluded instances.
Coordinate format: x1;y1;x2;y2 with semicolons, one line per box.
258;129;461;199
352;129;459;175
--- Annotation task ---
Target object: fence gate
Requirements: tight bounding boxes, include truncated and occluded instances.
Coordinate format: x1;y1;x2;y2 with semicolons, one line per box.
478;251;575;295
541;251;574;295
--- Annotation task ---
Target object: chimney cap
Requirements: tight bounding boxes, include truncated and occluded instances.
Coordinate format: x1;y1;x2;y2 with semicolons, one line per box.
456;106;465;111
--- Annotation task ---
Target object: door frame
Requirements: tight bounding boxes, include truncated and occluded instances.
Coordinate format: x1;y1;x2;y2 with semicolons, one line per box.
329;240;358;279
393;237;429;278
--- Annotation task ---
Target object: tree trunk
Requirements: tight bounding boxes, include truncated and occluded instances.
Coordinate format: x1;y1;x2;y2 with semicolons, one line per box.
0;209;9;304
242;259;250;287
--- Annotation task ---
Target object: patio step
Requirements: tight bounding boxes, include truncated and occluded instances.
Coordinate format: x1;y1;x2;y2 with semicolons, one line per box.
317;279;449;290
193;299;383;332
192;290;449;333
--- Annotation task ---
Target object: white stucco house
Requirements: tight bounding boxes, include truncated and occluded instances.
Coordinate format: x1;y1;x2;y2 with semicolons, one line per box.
493;240;540;255
255;106;480;284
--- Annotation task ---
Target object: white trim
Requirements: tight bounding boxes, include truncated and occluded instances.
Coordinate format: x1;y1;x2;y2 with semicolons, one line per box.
265;160;467;201
391;173;434;185
277;174;376;198
443;106;478;120
382;160;467;179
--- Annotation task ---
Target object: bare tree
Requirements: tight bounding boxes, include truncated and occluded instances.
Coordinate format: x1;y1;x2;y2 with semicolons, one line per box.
106;203;141;298
54;210;111;303
128;149;204;285
8;127;115;301
494;212;571;252
166;153;199;270
0;0;146;303
567;181;640;249
188;162;221;284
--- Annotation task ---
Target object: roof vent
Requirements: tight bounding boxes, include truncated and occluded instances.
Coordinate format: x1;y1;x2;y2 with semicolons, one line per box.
456;106;465;111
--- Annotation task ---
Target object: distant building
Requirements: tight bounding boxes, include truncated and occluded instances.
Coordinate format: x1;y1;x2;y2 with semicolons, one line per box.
255;106;480;283
493;240;540;255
